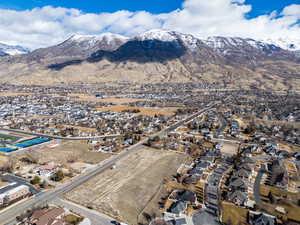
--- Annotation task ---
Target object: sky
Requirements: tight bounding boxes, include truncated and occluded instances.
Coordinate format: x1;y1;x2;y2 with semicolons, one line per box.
0;0;300;49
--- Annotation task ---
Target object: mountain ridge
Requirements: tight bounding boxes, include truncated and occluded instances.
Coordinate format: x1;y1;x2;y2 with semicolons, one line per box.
0;43;30;56
0;29;299;90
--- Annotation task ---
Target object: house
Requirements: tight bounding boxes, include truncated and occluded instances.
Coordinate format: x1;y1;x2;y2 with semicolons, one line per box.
188;167;203;176
0;193;5;206
293;152;300;160
175;190;197;204
249;211;276;225
34;164;58;177
167;201;187;216
29;207;65;225
234;168;250;179
228;190;247;206
229;177;247;192
169;218;187;225
3;185;30;204
182;175;200;185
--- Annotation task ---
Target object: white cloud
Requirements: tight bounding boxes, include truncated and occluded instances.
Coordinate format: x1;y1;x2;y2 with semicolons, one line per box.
0;0;299;49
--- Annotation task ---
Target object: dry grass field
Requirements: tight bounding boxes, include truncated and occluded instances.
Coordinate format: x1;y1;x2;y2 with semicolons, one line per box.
16;140;110;166
65;147;189;225
0;92;32;96
259;185;300;222
221;201;248;225
97;105;177;116
0;155;8;167
69;94;145;104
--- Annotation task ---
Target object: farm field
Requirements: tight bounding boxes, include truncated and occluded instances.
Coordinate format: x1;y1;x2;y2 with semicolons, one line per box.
65;147;189;225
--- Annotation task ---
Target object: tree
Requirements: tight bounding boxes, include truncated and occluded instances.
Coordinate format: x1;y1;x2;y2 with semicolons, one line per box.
51;170;64;182
142;212;152;222
152;136;160;142
30;176;41;185
268;191;275;204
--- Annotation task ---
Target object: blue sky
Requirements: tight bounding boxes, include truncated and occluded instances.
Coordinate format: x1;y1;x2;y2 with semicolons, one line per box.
1;0;299;16
0;0;300;49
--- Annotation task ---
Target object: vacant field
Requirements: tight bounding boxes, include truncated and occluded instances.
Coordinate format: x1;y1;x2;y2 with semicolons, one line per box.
221;201;248;225
65;147;189;225
69;94;145;104
220;143;239;155
98;97;149;105
0;155;8;168
16;140;111;166
97;105;177;116
0;92;32;97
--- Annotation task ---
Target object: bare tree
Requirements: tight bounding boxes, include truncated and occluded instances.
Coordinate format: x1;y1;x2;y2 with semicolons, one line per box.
0;156;16;173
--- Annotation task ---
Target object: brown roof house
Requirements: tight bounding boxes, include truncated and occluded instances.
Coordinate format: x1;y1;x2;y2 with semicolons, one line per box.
29;207;65;225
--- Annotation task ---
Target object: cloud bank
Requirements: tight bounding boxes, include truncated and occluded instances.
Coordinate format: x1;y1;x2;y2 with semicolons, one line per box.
0;0;300;49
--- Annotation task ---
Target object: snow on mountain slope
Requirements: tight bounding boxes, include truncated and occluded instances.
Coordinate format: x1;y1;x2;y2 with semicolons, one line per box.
204;36;280;54
69;33;129;45
136;29;178;42
0;43;30;56
263;38;300;52
135;29;201;50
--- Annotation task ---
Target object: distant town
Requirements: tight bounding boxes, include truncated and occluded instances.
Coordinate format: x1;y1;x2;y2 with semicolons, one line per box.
0;82;299;225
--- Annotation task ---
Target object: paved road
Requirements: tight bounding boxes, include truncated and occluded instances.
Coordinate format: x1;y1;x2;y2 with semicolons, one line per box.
1;174;39;195
0;128;121;140
0;102;218;225
253;164;267;207
52;198;113;225
215;113;227;138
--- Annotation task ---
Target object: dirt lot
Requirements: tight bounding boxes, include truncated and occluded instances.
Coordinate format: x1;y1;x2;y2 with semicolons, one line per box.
97;105;177;116
16;140;111;166
0;155;8;168
220;143;239;155
65;147;189;225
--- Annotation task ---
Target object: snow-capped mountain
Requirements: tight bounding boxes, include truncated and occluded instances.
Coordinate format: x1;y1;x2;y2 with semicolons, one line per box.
0;29;299;90
135;29;201;50
262;37;300;52
136;29;178;42
25;33;129;61
204;36;281;54
0;43;30;56
68;33;129;46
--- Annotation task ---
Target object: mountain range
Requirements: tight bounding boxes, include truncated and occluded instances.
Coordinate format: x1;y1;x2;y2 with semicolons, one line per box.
0;43;30;56
0;30;299;90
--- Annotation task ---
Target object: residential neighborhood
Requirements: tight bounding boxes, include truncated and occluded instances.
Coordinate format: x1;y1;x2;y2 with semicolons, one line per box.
0;83;298;225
